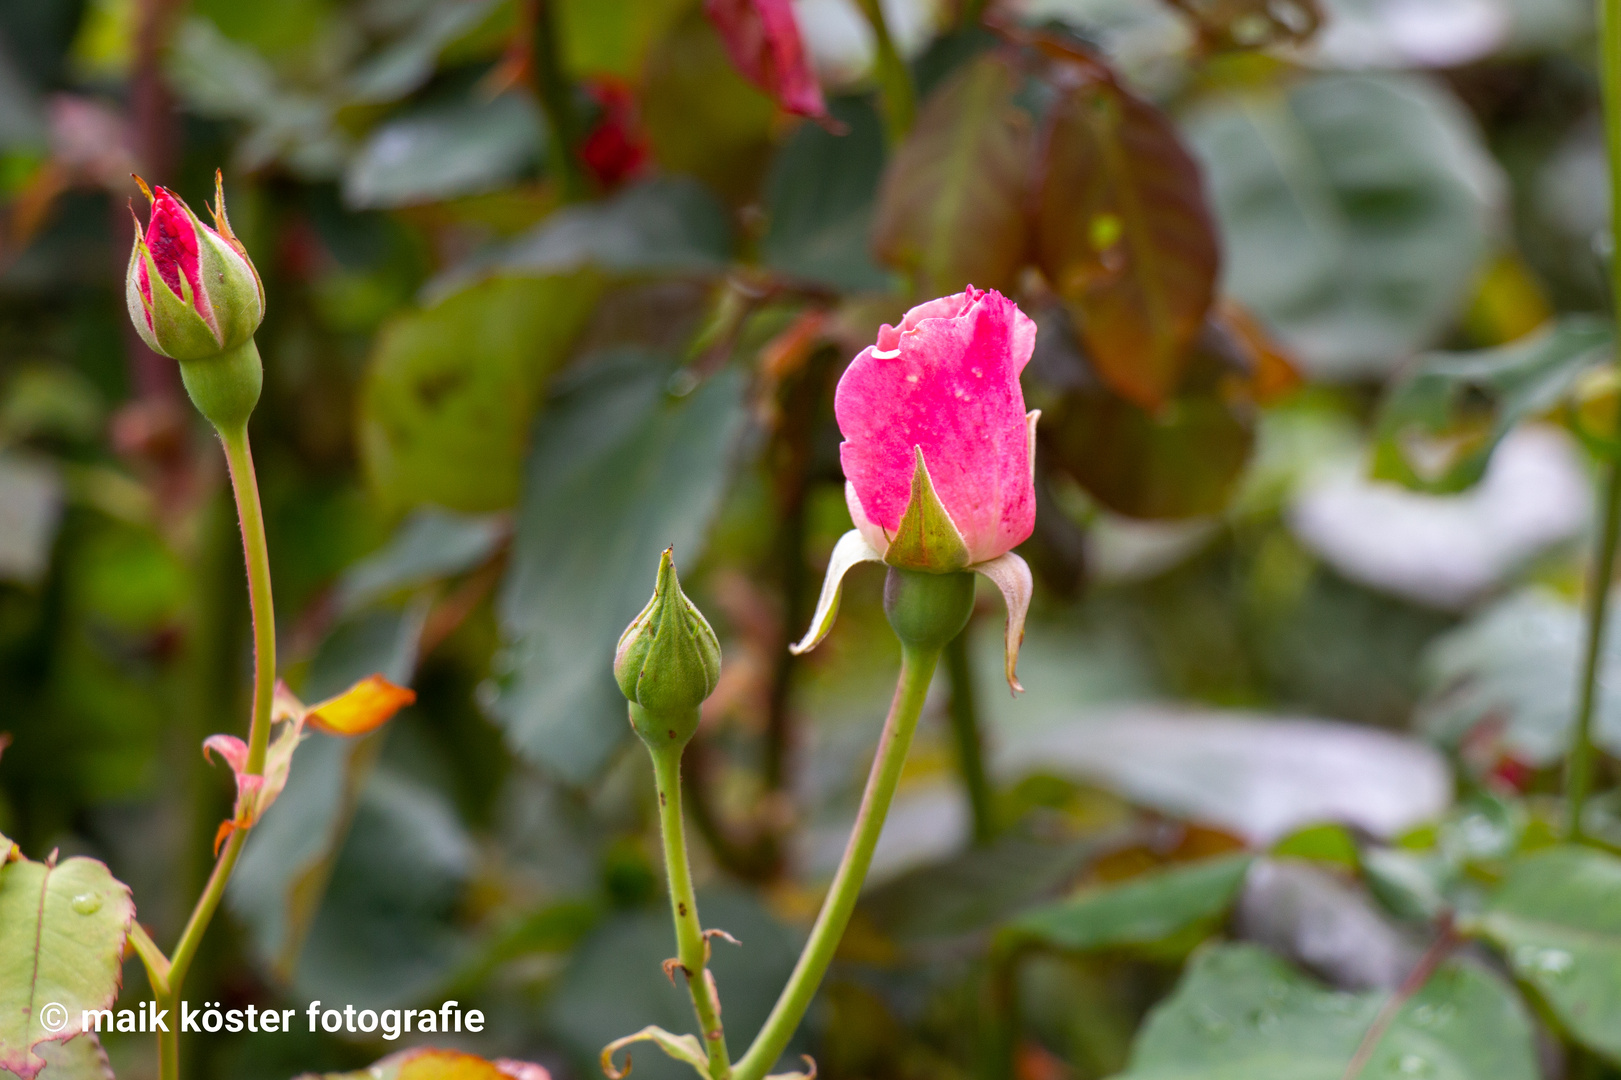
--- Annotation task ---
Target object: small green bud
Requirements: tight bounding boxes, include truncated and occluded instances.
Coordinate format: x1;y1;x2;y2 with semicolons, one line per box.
615;548;721;747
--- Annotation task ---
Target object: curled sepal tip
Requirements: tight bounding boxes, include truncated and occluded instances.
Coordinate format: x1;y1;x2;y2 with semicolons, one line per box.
972;551;1032;695
600;1026;709;1080
789;529;884;655
615;549;722;734
766;1056;818;1080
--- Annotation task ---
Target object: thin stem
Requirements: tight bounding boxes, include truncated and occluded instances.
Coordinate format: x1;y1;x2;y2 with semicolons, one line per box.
156;420;277;1080
944;629;995;844
853;0;916;144
1341;914;1459;1080
531;0;588;200
732;643;942;1080
651;743;732;1079
1570;0;1621;840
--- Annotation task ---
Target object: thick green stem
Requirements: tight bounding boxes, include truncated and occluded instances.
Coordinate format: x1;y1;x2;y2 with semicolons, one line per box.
732;643;942;1080
157;419;276;1080
532;0;587;200
853;0;915;143
651;743;732;1078
944;629;995;844
1569;0;1621;841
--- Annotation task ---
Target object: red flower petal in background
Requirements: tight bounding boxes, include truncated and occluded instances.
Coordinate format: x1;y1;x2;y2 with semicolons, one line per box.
703;0;828;119
580;78;651;191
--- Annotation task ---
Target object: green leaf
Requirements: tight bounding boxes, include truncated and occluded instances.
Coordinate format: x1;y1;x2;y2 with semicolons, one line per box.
0;855;134;1080
1418;588;1621;767
359;273;601;514
490;354;746;782
1480;845;1621;1063
334;508;507;616
32;1034;112;1080
1117;944;1539;1080
559;0;689;78
1372;317;1610;493
1185;73;1501;379
761;96;894;293
1003;854;1251;956
873;53;1032;297
344;91;545;210
1036;73;1219;410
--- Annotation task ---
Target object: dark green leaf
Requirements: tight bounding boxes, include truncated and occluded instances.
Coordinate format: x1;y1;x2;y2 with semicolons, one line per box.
1119;944;1538;1080
334;508;507;616
359;273;601;514
1372;317;1610;493
490;354;746;782
1003;854;1251;955
1185;73;1501;379
873;53;1032;297
762;97;894;293
1481;845;1621;1063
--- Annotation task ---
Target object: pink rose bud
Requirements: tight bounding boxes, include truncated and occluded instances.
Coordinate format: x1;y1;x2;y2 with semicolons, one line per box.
837;286;1038;570
703;0;828;120
792;288;1040;694
126;172;264;362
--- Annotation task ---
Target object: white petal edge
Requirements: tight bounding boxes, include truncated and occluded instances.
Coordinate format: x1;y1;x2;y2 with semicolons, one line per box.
1026;409;1041;482
789;529;885;655
973;550;1033;695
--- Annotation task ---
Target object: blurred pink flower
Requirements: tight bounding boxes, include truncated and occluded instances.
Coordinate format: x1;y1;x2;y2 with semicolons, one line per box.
704;0;828;119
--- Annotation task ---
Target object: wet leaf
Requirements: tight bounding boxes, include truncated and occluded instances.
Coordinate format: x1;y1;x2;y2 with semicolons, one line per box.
1035;69;1219;408
360;274;601;514
490;355;746;782
1481;845;1621;1063
873;52;1032;297
1372;317;1611;494
0;855;134;1080
1117;944;1538;1080
1185;72;1501;379
1003;854;1252;957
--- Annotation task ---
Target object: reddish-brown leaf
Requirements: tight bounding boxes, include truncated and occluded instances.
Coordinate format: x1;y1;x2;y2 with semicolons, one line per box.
1035;69;1219;409
873;53;1033;298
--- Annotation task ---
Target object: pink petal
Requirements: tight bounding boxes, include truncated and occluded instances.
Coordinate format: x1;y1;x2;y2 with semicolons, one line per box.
202;733;248;774
836;287;1038;565
145;187;217;330
703;0;828;119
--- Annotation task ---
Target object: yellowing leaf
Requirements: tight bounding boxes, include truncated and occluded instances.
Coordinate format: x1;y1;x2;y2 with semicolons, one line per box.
306;674;417;736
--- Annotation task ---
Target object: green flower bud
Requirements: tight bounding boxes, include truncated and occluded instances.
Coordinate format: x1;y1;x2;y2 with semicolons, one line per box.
615;548;721;746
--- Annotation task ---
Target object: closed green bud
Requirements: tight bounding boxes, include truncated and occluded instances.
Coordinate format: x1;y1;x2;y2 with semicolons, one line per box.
614;548;721;747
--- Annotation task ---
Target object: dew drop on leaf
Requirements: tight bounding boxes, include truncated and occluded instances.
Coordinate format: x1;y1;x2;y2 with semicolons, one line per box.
70;893;102;915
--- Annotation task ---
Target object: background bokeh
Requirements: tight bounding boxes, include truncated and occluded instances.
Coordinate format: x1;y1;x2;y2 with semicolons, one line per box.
0;0;1616;1078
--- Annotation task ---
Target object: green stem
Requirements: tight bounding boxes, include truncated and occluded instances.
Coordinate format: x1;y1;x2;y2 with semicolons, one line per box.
853;0;915;144
532;0;588;200
944;629;995;844
732;643;942;1080
651;743;732;1078
1569;0;1621;841
157;420;277;1080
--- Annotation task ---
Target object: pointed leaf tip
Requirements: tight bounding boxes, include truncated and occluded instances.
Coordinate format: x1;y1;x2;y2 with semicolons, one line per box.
790;529;885;654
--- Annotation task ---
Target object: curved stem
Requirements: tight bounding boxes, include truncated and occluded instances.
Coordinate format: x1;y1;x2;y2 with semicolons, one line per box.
732;643;941;1080
156;420;277;1080
1569;0;1621;842
853;0;915;144
651;743;733;1078
531;0;587;200
944;629;995;844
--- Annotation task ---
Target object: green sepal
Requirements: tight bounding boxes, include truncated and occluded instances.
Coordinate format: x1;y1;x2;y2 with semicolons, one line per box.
615;548;722;737
137;245;225;361
884;447;970;573
196;225;264;352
